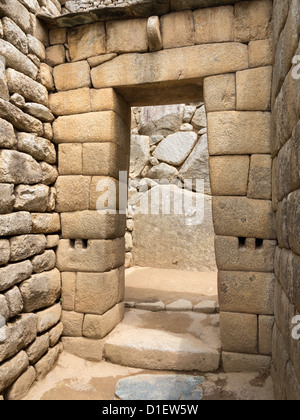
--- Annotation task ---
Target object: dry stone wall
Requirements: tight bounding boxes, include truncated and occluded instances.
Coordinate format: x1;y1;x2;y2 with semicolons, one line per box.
126;103;217;272
271;0;300;401
0;0;63;400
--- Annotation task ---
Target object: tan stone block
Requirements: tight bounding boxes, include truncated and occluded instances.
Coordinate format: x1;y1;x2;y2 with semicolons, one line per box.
5;366;36;400
218;271;275;315
45;44;65;67
235;0;273;42
61;337;104;362
55;176;90;212
31;213;60;234
38;63;54;92
249;39;272;68
106;19;148;54
91;43;248;91
161;11;194;49
287;190;300;256
49;88;91;116
207;111;271;155
90;88;131;124
210;156;249;196
49;27;67;45
61;310;83;337
215;236;276;273
68;23;106;62
61;212;126;240
53;111;129;150
49;322;63;347
83;302;124;339
56;238;125;273
75;268;122;315
89;176;124;212
222;352;271;372
0;351;29;393
34;344;62;381
248;154;272;200
58;143;82;176
82;143;129;178
87;54;117;68
259;315;274;356
61;272;76;311
236;67;272;111
194;6;234;44
213;196;276;239
204;74;236;112
53;61;91;92
220;312;258;354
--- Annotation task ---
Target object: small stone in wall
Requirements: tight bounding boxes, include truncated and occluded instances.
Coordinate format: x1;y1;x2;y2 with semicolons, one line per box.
150;135;163;146
148;163;178;182
153;131;198;166
191;105;207;130
180;123;193;131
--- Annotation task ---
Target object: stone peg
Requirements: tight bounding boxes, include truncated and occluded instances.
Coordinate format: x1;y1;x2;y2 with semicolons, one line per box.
147;16;162;52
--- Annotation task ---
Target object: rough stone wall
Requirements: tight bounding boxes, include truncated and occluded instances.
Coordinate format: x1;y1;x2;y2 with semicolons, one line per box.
126;103;217;272
271;0;300;400
0;0;63;400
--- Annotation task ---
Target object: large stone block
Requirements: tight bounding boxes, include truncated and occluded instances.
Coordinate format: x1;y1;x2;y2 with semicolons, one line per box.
0;0;31;32
4;286;23;318
0;184;15;214
68;22;106;62
218;271;275;315
82;143;128;178
49;88;91;116
45;45;65;67
2;17;28;55
61;272;76;311
4;366;36;400
34;344;62;381
31;213;61;234
6;68;48;106
236;67;272;111
153;131;198;166
58;143;82;175
91;43;248;90
61;311;83;337
0;150;42;185
235;0;273;42
0;39;37;80
215;236;276;272
53;61;91;92
194;6;234;44
212;196;276;239
26;334;49;364
56;238;125;273
83;302;124;339
207;111;271;155
61;337;104;362
247;154;272;200
204;74;236;112
107;19;148;54
0;118;17;149
0;212;32;237
222;352;271;373
61;212;126;240
37;303;61;334
10;234;46;262
55;176;90;213
209;156;250;196
14;185;49;213
0;261;32;292
249;39;272;68
31;250;56;274
161;11;194;49
19;268;61;312
49;322;63;347
259;315;274;356
220;312;258;354
0;351;29;393
90;88;131;124
0;99;43;136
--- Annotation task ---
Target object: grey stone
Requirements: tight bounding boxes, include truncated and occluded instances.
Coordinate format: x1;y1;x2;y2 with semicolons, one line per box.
0;39;37;79
0;295;9;322
115;374;204;400
0;0;31;33
0;57;9;101
130;135;150;178
150;135;163;146
193;301;217;314
0;212;32;237
37;303;62;333
0;99;43;136
0;150;43;184
40;162;58;185
14;184;49;212
0;117;17;149
17;133;56;165
10;93;25;108
23;103;54;123
0;184;15;214
0;261;33;292
191;105;207;129
0;351;29;394
27;35;45;61
6;68;47;106
180;123;194;131
10;235;46;262
0;240;10;266
153;131;198;166
139;105;185;137
4;366;36;400
31;250;56;274
2;17;28;55
26;334;49;364
183;105;196;123
148;163;178;182
34;343;62;381
4;286;23;318
166;299;193;312
135;300;165;312
49;322;63;347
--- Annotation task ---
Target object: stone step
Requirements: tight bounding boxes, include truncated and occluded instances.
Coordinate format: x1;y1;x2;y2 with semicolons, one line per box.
104;309;221;372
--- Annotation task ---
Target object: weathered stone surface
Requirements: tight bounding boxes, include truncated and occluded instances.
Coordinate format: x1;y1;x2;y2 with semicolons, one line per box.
130;135;150;178
5;366;36;400
215;236;276;272
249;39;272;68
204;73;236;112
19;268;61;312
31;250;56;274
166;299;193;312
58;143;82;175
0;39;37;79
14;185;49;212
23;103;54;123
0;57;9;101
91;43;248;90
210;155;250;196
6;68;48;106
49;88;90;116
235;0;273;42
138;105;185;137
193;301;217;314
4;287;23;319
46;235;59;249
161;11;194;49
0;150;43;185
0;351;29;393
107;19;148;54
147;16;162;52
34;344;62;381
0;0;31;33
37;303;61;334
191;106;207;130
218;271;275;315
56;238;125;273
2;17;28;55
38;63;54;92
148;163;178;182
222;352;271;373
0;212;32;238
287;190;300;256
87;53;117;68
10;235;46;262
61;337;104;362
194;6;234;44
153;131;197;166
31;213;61;234
27;34;45;61
53;61;90;92
90;88;131;123
83;302;124;339
259;315;274;356
0;240;10;266
207;112;271;155
213;196;276;239
68;22;106;61
0;261;32;293
248;154;272;200
0;184;15;214
40;162;58;186
0;118;17;149
55;176;90;212
134;300;165;311
61;272;76;311
75;268;122;316
61;311;83;337
10;93;25;108
82;143;128;178
220;312;258;354
0;99;43;136
0;295;9;322
26;334;49;364
45;44;65;67
236;67;272;111
0;314;37;363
